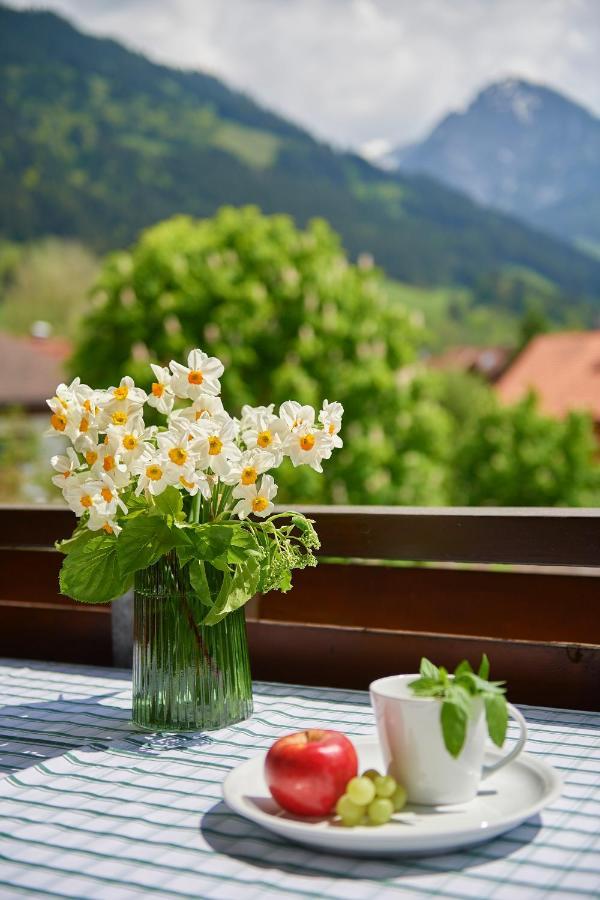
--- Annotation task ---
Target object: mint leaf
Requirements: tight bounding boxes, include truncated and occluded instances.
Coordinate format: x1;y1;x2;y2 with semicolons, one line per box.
420;658;440;680
440;697;469;758
454;659;473;677
408;677;444;697
478;654;490;681
485;693;508;747
117;515;179;578
152;486;183;520
60;532;131;603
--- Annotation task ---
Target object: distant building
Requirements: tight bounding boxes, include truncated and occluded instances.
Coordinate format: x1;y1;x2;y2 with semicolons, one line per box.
496;331;600;423
0;330;70;412
427;346;510;383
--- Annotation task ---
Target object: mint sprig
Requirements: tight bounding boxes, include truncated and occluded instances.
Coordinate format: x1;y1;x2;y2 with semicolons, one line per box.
408;655;508;758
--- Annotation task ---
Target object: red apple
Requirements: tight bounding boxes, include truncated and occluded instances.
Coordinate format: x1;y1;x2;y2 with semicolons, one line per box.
264;729;358;817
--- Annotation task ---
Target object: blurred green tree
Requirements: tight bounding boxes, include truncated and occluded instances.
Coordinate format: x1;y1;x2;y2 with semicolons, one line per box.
450;392;600;506
71;206;453;504
71;206;600;507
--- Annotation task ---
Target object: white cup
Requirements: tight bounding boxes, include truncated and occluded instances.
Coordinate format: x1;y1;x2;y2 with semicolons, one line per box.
370;674;528;806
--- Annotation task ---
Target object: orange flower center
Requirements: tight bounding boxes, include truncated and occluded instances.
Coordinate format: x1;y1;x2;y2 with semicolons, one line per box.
103;523;114;534
51;413;67;432
146;464;163;481
111;410;128;426
80;494;93;509
113;385;128;400
103;455;116;472
168;447;187;465
85;450;98;466
195;409;208;420
179;475;195;490
300;433;315;451
83;399;92;413
151;382;164;397
257;430;272;449
79;416;89;433
101;487;113;503
241;466;258;485
188;369;204;385
123;434;138;451
252;496;269;513
208;436;223;456
328;423;336;435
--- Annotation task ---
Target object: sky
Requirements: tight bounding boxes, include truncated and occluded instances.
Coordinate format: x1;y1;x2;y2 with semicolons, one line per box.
7;0;600;150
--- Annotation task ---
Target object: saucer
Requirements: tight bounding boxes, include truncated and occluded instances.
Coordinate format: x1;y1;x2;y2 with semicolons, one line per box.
222;737;561;857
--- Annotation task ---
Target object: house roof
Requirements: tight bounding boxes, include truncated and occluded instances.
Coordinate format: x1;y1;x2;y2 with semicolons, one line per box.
495;331;600;420
0;331;71;411
427;345;510;382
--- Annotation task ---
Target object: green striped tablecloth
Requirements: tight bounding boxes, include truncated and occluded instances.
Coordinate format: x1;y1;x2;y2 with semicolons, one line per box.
0;659;598;899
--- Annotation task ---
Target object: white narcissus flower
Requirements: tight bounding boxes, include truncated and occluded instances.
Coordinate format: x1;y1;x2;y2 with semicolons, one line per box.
318;400;344;449
91;443;131;488
147;364;175;415
133;450;173;496
233;474;278;520
221;448;276;487
284;425;334;473
169;349;224;399
169;393;225;427
87;510;123;536
241;410;286;464
240;403;275;432
106;424;154;466
99;375;147;409
157;425;200;476
63;478;104;516
176;467;213;499
279;401;315;432
194;415;240;476
50;447;81;488
95;474;128;519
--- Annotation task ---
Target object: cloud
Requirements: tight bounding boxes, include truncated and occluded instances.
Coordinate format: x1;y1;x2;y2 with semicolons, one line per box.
7;0;600;147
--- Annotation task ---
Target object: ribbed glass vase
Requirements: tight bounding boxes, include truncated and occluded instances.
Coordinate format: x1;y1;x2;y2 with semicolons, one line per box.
132;552;253;731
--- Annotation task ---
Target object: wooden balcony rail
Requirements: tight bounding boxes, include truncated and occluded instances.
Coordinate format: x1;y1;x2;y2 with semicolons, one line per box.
1;504;599;709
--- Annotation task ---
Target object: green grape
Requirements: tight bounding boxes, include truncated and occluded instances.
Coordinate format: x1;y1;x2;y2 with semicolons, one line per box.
374;775;396;798
346;776;376;806
362;768;380;781
367;797;394;826
391;783;407;812
335;794;364;827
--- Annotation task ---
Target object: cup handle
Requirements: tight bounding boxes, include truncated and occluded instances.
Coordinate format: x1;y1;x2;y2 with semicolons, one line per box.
481;703;528;779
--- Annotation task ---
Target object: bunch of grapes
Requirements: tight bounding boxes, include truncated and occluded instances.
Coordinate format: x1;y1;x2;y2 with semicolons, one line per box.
335;769;407;827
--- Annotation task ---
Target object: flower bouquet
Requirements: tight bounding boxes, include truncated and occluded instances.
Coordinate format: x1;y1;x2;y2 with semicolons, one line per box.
49;348;342;730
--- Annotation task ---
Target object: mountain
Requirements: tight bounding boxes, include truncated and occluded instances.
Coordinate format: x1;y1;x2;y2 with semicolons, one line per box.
393;78;600;253
2;8;600;300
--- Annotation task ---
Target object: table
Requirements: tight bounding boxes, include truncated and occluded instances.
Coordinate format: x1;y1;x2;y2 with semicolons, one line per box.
0;659;598;899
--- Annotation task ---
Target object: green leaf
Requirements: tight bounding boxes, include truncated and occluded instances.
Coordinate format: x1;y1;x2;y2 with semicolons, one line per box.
117;515;179;578
478;654;490;681
60;532;132;604
188;559;213;608
440;697;469;758
419;658;440;680
152;486;183;519
408;677;444;697
454;659;473;677
485;693;508;747
202;556;260;626
56;525;94;556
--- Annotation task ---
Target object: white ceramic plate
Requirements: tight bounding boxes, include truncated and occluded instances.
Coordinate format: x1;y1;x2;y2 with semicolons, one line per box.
222;737;562;857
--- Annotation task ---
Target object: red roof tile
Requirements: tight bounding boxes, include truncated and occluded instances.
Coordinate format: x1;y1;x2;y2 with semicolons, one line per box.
0;332;71;411
496;331;600;420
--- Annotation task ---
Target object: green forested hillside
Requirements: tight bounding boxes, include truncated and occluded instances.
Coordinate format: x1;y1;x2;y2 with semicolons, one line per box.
2;5;600;300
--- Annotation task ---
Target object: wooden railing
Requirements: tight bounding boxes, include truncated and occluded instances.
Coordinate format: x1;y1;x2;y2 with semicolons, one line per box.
1;505;599;709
